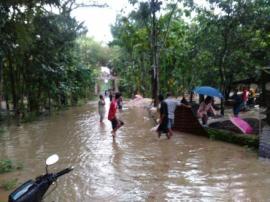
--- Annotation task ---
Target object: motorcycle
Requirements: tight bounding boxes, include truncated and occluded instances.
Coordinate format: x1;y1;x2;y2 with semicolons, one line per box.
9;154;73;202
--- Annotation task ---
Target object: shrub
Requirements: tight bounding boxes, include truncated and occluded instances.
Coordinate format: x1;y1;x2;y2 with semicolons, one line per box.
0;160;13;173
1;178;18;191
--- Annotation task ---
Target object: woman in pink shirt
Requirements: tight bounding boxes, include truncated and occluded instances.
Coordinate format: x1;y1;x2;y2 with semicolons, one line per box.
197;96;216;125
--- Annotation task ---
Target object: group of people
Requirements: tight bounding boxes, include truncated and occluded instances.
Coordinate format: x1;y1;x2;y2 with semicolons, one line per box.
98;91;124;138
231;87;256;117
156;91;220;138
156;92;190;139
99;86;257;141
157;92;218;135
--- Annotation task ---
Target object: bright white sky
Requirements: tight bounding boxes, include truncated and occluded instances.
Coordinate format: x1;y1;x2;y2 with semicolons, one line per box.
71;0;132;44
71;0;208;45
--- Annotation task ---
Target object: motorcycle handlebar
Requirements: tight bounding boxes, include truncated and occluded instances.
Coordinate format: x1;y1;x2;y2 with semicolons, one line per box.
8;167;73;202
53;167;73;180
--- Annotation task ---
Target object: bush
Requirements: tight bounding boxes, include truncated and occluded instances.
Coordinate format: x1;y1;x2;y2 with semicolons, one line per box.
0;160;13;174
0;159;24;174
1;178;18;191
206;128;259;149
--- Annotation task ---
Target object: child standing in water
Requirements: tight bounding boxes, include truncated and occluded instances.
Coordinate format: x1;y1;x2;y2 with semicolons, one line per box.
98;95;106;122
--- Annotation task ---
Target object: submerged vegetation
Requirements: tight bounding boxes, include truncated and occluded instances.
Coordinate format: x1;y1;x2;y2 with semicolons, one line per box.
207;128;259;149
0;159;23;174
0;178;18;191
0;159;23;190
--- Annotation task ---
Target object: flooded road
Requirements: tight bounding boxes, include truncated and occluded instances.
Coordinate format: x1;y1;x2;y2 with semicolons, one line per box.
1;99;270;201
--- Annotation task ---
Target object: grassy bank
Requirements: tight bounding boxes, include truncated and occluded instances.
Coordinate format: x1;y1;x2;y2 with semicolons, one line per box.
206;128;259;149
0;159;23;191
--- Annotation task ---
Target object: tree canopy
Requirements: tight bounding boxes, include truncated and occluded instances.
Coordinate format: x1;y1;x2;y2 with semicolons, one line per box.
110;0;270;99
0;0;269;119
0;0;110;119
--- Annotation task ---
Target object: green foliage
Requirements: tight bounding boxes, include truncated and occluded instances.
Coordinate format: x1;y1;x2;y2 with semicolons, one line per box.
0;160;13;174
1;178;18;191
0;159;23;173
0;1;111;118
110;0;270;98
206;128;259;149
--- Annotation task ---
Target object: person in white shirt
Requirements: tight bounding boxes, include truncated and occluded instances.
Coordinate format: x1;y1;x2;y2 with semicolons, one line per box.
164;92;190;138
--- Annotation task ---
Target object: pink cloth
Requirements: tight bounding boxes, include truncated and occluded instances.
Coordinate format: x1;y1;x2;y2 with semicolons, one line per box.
242;90;249;102
230;117;253;134
134;94;143;99
197;102;216;118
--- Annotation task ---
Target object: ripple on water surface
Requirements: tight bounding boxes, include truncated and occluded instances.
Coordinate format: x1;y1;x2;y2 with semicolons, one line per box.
1;101;270;201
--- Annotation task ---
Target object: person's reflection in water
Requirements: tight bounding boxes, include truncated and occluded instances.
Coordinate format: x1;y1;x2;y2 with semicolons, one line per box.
112;140;122;173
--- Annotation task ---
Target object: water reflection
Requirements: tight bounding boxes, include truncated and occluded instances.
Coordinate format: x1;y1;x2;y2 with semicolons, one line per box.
0;100;270;201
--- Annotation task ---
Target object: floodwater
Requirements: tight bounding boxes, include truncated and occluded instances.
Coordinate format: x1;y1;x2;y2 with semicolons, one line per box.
1;99;270;202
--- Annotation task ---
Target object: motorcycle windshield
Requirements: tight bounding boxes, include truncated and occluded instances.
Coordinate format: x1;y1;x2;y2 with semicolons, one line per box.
9;180;34;201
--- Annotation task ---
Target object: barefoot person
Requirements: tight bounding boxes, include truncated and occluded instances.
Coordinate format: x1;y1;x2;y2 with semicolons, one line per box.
108;92;124;138
165;92;190;138
197;96;216;125
98;94;106;122
156;94;169;139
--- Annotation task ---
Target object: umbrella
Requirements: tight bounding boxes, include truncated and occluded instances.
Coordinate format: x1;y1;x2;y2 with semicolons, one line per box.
193;86;224;99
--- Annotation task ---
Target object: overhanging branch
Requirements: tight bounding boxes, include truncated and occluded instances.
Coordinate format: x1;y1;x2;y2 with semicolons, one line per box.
61;0;109;12
72;2;109;10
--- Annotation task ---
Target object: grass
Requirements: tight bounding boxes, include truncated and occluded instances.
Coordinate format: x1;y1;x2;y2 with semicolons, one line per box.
0;160;23;192
206;128;259;149
0;159;24;174
1;178;18;191
0;160;13;174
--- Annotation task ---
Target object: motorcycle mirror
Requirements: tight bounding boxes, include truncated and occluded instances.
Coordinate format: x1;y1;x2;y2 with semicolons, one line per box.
46;154;59;166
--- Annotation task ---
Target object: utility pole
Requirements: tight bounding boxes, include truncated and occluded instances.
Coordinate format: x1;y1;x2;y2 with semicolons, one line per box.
150;0;161;106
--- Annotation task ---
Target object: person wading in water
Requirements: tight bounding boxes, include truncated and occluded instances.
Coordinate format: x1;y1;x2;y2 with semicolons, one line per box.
108;92;124;138
164;92;190;138
156;94;169;139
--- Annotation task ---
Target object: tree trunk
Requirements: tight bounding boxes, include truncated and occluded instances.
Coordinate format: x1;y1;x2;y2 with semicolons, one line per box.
9;63;18;113
189;91;194;103
5;94;9;111
0;58;2;112
151;0;160;107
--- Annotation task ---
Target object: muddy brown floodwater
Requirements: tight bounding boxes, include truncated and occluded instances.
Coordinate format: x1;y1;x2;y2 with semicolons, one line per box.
1;98;270;202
